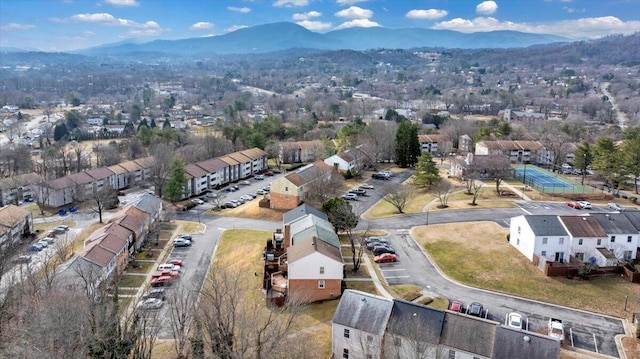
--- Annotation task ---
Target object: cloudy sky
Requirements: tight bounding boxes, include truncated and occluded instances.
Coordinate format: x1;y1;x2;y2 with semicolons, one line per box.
1;0;639;51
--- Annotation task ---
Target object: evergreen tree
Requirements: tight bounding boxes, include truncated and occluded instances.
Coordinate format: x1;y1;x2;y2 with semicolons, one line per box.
150;118;157;128
412;152;442;188
137;118;149;133
394;120;420;168
53;123;69;141
163;118;172;130
164;156;187;202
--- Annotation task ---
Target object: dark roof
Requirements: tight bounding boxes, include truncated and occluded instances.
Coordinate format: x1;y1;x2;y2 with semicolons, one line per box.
387;299;445;344
0;172;42;190
440;312;497;357
283;203;327;224
591;213;638;234
523;215;568;237
238;147;267;160
332;289;393;336
621;211;640;232
186;163;209;178
84;167;115;181
559;216;606;238
492;326;560;359
134;193;162;217
287;236;343;264
68;171;95;185
195;157;228;173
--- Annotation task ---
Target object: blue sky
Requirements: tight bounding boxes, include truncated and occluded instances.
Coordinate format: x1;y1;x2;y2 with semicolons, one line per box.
1;0;639;51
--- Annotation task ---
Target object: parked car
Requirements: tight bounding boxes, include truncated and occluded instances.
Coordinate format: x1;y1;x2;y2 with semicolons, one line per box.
263;186;271;192
372;245;395;255
27;243;44;251
138;298;164;310
349;189;367;196
241;195;253;202
359;183;374;190
265;170;274;176
117;190;126;196
255;174;265;180
173;238;192;247
577;201;592;209
608;202;625;211
150;276;172;287
13;255;32;264
224;202;237;208
56;225;69;231
566;201;581;209
256;189;265;195
42;237;55;244
364;236;387;244
167;259;183;266
449;300;464;313
506;312;524;329
37;240;49;248
192;198;204;205
342;193;358;201
380;170;394;177
158;263;176;270
50;227;66;235
365;238;389;250
372;172;390;180
142;288;166;300
467;302;484;317
178;234;192;241
225;187;237;192
374;253;398;263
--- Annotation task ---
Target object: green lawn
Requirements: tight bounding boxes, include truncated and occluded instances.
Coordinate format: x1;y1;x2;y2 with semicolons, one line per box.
118;275;146;288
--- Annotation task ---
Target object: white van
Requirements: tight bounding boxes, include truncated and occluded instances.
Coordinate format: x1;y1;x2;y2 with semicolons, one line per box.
158;263;174;270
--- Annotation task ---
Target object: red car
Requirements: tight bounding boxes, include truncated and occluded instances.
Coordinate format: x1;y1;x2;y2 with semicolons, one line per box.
150;276;172;287
167;259;183;266
374;253;398;263
449;300;464;313
567;201;581;209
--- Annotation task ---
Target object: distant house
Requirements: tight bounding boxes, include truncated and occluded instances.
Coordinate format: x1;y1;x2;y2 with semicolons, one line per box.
279;140;325;164
107;164;131;190
502;109;546;122
0;205;33;248
458;134;473;153
85;167;116;192
324;151;356;172
418;134;453;156
0;172;42;206
186;164;209;196
194;157;229;188
270;161;334;210
475;140;544;164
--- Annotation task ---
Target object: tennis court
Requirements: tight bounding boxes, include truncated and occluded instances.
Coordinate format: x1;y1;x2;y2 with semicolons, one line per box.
514;165;595;194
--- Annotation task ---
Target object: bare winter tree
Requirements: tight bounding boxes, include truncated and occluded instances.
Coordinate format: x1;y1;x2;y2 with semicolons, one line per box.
265;142;283;171
480;155;513;194
87;183;118;223
148;143;174;198
434;180;453;208
302;167;345;208
168;284;197;359
468;179;483;205
381;182;414;214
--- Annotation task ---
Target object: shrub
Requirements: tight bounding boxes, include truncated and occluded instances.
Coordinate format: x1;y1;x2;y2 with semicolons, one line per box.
506;233;510;242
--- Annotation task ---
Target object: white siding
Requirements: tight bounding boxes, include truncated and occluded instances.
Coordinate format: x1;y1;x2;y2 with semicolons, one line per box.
288;252;342;280
332;323;383;359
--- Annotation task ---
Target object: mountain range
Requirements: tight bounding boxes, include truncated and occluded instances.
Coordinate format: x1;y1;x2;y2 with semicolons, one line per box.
72;22;569;57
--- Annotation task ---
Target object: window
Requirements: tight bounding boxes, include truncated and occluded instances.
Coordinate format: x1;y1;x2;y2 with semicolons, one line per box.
541;251;547;257
285;186;288;192
448;350;456;359
343;348;349;358
366;335;373;342
628;236;632;243
542;238;548;245
318;280;325;289
343;329;350;338
559;238;564;245
597;239;602;246
319;266;325;275
394;337;401;346
516;238;520;245
624;251;633;261
611;236;616;243
575;252;584;261
517;226;521;234
578;239;583;245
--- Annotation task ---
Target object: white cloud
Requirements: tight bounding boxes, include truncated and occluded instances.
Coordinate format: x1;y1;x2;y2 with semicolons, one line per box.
476;1;498;15
228;6;251;13
405;9;448;20
431;16;640;39
190;22;214;31
292;11;322;20
82;31;96;36
69;12;168;37
563;6;585;14
335;6;373;19
226;25;249;32
125;28;165;37
296;20;332;31
273;0;308;8
336;0;367;4
0;23;36;30
104;0;139;7
335;18;380;30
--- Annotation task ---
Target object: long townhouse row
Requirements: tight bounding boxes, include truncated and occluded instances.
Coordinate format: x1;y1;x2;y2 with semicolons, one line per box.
38;147;268;208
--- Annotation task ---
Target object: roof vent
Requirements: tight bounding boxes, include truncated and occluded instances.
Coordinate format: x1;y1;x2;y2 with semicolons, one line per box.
523;336;531;343
582;217;587;221
361;297;366;302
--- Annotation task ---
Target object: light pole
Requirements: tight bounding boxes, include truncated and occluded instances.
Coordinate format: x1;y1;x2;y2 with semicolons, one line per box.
581;153;587;185
522;162;528;186
425;207;430;226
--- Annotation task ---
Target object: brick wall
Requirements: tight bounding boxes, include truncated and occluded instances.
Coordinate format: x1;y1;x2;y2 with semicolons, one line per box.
270;191;301;210
289;278;342;303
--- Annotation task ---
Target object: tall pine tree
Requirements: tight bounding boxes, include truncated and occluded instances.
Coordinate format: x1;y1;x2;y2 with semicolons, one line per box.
394;120;421;168
412;152;442;188
164;156;187;202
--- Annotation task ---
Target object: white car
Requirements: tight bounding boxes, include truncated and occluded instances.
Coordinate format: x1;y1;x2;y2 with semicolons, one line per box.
192;198;204;205
506;312;523;329
342;193;358;201
37;240;49;248
359;183;375;190
137;298;163;310
577;201;592;209
608;203;625;211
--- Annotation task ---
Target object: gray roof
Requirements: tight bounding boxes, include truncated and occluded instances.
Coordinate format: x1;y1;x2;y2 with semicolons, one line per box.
387;299;444;344
332;290;393;336
492;326;560;359
591;213;638;234
292;224;340;248
524;215;568;237
440;312;497;357
621;211;640;232
283;203;327;225
134;193;162;216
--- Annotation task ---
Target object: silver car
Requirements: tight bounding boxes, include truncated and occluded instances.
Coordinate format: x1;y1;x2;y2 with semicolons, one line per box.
607;203;625;211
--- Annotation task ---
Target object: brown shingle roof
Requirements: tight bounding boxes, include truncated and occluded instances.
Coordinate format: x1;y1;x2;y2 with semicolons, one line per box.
195;158;227;173
0;172;43;190
239;147;267;160
46;176;75;190
83;244;116;267
219;155;239;166
85;167;115;181
479;140;544;151
288;236;343;264
186;164;208;178
0;205;30;228
118;160;143;172
114;206;147;233
226;152;252;164
418;134;452;143
559;216;607;237
284;173;305;187
108;164;129;175
68;172;95;185
134;156;155;168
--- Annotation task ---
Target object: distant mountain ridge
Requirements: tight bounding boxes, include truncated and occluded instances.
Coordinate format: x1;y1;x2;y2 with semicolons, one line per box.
76;21;570;56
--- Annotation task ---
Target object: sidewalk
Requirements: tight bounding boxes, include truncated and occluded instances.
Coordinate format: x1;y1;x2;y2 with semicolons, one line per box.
341;245;394;299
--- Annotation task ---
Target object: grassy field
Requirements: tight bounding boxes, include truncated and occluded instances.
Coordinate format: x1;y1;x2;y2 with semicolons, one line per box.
118;274;146;288
412;222;640;318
